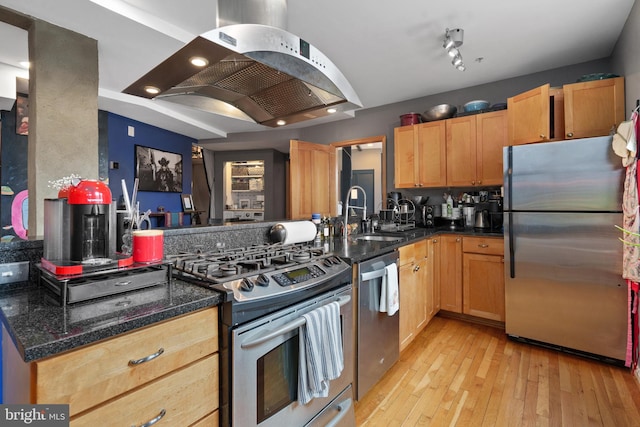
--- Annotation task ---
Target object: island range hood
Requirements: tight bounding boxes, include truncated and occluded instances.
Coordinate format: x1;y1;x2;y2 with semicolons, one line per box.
123;1;361;128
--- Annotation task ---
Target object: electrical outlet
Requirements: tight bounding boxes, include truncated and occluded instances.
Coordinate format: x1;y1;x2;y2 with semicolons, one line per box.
127;125;135;137
109;161;119;169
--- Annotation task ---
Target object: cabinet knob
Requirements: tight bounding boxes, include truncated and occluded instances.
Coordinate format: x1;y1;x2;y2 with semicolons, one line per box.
456;238;461;242
477;180;482;185
540;134;545;139
567;132;574;138
471;180;475;185
414;265;420;272
432;239;438;243
479;244;489;248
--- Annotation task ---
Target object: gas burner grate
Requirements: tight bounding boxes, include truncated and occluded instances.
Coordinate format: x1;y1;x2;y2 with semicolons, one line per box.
167;242;328;283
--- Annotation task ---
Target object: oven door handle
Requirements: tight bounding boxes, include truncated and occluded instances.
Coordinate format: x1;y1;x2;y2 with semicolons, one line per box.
240;295;351;349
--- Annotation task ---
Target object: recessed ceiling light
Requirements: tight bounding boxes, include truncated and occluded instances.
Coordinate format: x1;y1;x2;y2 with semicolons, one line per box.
327;108;337;114
189;56;209;67
144;86;161;95
276;119;286;126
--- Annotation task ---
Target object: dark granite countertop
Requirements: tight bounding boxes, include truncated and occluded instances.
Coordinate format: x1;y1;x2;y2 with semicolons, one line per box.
0;279;223;362
326;226;503;263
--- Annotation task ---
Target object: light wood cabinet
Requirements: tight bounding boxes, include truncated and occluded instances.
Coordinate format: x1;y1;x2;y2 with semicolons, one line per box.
445;110;507;187
563;76;625;140
439;235;462;313
289;139;336;219
426;237;440;321
394;121;447;188
398;239;428;351
4;308;220;426
462;236;505;321
508;77;624;145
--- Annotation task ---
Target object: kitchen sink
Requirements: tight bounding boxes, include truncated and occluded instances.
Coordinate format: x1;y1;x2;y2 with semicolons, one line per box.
355;234;404;242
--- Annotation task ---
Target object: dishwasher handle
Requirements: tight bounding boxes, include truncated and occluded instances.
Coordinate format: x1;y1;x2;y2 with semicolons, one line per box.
360;268;387;282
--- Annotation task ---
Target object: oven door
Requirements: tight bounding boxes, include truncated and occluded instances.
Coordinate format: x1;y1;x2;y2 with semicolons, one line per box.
231;285;354;427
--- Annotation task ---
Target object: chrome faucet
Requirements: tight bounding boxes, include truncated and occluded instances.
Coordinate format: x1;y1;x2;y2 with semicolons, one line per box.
343;185;367;239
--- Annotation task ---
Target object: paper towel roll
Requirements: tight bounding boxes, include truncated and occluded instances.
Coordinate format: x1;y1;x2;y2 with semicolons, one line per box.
270;221;318;245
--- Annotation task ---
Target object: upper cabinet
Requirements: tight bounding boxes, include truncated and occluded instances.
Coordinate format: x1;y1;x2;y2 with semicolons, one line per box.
508;77;624;145
563;77;625;140
394;109;506;189
446;110;507;187
394;121;447;188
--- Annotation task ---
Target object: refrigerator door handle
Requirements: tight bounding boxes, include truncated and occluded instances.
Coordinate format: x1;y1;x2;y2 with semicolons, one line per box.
508;212;515;278
506;145;515;278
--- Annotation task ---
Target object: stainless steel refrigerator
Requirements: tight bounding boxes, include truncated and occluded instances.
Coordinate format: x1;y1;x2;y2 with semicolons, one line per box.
504;136;628;362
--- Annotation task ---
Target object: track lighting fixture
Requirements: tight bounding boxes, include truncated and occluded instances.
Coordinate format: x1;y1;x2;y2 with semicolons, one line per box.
443;28;465;71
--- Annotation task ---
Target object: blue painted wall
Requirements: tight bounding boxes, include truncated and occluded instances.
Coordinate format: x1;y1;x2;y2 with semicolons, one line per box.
106;113;196;223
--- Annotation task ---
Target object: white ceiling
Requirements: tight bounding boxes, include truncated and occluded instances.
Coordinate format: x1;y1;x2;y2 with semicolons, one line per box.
0;0;635;146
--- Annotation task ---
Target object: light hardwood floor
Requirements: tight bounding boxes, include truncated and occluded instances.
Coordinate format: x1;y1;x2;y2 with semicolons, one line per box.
354;316;640;426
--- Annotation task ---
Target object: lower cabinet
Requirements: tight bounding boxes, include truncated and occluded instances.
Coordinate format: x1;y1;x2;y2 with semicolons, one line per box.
462;236;505;321
399;239;428;351
439;235;463;313
4;307;220;426
426;237;440;321
438;235;505;323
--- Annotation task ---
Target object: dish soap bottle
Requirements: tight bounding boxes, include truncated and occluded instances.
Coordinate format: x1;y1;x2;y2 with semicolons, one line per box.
446;195;453;217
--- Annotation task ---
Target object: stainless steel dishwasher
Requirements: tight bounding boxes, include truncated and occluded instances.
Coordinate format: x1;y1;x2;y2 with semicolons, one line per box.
355;250;400;400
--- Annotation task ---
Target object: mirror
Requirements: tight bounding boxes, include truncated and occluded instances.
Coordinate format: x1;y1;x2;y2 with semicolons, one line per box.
331;136;386;218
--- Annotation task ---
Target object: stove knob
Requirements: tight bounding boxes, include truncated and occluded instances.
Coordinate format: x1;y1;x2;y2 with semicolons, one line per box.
256;274;270;287
240;277;254;292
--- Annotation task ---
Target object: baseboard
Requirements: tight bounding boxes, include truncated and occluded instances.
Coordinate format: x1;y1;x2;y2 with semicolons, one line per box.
436;310;505;330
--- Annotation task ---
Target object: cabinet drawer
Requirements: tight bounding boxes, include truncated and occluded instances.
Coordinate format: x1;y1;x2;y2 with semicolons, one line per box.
35;307;218;416
463;237;504;256
71;354;219;427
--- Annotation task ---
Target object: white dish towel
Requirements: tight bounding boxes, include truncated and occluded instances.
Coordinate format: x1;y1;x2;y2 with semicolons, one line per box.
379;263;399;316
298;301;344;405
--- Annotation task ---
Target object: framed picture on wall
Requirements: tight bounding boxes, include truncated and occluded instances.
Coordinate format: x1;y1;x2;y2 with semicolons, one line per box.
135;145;183;192
16;93;28;135
181;194;194;211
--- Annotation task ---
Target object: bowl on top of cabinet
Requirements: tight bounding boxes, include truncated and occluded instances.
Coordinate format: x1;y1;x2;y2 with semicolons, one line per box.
463;100;490;112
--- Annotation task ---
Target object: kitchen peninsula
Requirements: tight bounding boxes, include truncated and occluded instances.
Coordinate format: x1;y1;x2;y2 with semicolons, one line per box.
1;220;502;425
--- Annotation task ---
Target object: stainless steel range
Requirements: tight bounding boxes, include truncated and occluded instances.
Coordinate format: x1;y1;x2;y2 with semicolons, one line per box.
168;242;356;427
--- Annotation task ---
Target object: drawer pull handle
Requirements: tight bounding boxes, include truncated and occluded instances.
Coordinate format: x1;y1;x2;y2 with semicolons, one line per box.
129;348;164;366
133;408;166;427
478;244;489;248
116;280;133;287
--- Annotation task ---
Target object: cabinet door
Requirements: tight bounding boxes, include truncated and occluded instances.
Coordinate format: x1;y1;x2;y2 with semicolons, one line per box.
289;140;336;219
439;235;462;313
399;261;416;351
563;76;625;140
426;238;440;320
462;253;505;321
508;84;552;145
416;121;447;187
476;110;507;186
413;239;428;332
446;116;477;186
394;125;418;188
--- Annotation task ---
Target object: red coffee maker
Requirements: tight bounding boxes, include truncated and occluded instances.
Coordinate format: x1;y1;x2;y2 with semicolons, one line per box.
42;179;133;275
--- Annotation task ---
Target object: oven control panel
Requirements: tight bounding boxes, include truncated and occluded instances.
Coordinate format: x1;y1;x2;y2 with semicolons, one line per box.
272;264;325;286
223;255;349;302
